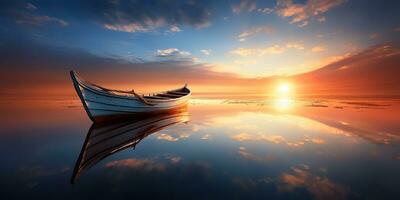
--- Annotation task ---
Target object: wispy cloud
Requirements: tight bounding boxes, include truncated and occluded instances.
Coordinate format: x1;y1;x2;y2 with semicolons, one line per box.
156;48;191;58
104;23;148;32
232;0;257;14
275;0;345;27
105;158;166;171
3;3;68;27
238;26;274;42
317;16;326;22
25;3;37;10
15;14;68;27
97;1;212;32
369;33;381;40
230;45;285;57
201;49;212;55
286;42;305;50
257;7;274;14
311;46;325;52
231;132;306;147
157;133;180;142
201;134;211;140
238;147;275;162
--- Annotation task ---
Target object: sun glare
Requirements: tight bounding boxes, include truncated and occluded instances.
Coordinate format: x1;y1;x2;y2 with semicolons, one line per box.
276;83;291;96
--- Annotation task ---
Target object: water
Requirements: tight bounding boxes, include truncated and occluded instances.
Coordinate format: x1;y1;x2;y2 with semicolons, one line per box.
1;98;399;199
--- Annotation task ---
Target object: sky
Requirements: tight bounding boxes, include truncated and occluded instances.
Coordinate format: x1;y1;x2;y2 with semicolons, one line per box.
0;0;399;96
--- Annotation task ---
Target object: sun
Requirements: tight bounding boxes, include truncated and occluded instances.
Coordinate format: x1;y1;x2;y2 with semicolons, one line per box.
277;83;291;95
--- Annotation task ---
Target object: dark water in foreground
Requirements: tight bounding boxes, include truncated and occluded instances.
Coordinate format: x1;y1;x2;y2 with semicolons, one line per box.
1;98;400;200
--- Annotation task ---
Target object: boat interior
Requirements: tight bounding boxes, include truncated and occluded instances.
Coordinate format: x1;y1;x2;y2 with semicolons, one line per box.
143;87;190;100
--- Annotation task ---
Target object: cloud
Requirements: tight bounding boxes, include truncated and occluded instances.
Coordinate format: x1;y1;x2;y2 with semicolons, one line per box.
231;132;288;145
201;134;211;140
25;3;37;10
104;23;148;32
312;138;326;144
258;7;274;14
230;48;255;57
156;48;190;57
279;165;348;200
167;156;183;164
286;42;305;50
16;14;69;27
105;155;184;171
233;60;257;65
311;46;325;52
369;33;381;40
238;26;274;41
105;156;181;172
93;0;212;32
0;2;68;27
231;132;253;141
156;130;192;142
157;133;180;142
238;147;274;162
230;45;285;57
201;49;212;55
169;25;181;32
275;0;345;27
276;0;307;23
2;5;69;27
105;158;166;171
155;48;195;61
317;16;326;22
297;20;309;27
232;0;257;14
294;44;400;95
231;131;327;147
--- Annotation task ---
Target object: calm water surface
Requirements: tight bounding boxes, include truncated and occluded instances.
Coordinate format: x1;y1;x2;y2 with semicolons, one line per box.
1;98;399;199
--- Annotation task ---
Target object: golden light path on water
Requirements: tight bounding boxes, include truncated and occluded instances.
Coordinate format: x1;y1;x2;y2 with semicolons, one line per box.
274;97;294;111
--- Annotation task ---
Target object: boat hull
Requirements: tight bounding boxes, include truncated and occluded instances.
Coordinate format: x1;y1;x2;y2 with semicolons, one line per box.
70;71;190;122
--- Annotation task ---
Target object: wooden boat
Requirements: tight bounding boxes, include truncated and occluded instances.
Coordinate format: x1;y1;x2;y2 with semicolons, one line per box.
70;70;191;122
71;108;189;183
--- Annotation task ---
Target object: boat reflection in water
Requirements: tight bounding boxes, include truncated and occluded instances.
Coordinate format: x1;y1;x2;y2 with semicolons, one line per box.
71;107;189;183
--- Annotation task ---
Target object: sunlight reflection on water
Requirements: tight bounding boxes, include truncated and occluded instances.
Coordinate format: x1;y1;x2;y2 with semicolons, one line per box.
273;97;294;111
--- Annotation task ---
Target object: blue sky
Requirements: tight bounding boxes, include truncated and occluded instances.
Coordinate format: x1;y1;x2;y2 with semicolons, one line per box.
1;0;399;78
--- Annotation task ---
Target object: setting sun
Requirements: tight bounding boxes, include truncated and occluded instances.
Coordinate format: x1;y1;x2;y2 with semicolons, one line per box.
276;83;294;97
278;83;290;94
